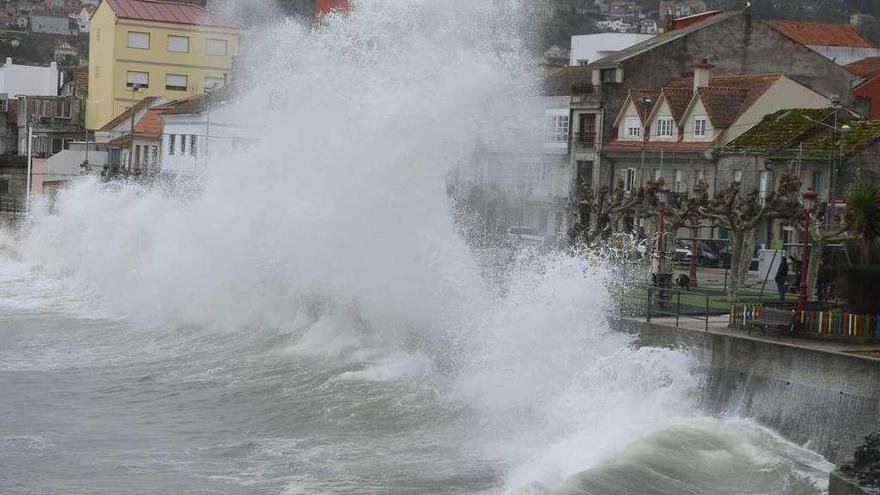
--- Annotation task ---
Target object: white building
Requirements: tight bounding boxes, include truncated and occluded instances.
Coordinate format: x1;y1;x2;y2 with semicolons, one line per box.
70;7;94;33
0;58;61;98
569;33;654;66
160;88;263;177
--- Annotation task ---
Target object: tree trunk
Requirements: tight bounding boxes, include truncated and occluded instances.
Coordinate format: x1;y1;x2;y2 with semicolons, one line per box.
806;237;824;302
726;230;745;303
737;229;757;299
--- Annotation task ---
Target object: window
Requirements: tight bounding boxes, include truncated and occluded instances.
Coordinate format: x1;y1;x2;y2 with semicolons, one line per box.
42;100;53;117
94;64;100;79
58;100;70;118
759;171;770;205
168;134;176;155
0;179;7;194
623;167;636;192
206;38;227;56
204;76;225;91
0;99;7;113
127;71;149;89
733;169;743;184
600;68;617;83
135;145;142;167
673;169;683;193
812;170;824;197
577;59;589;66
180;135;187;155
167;35;189;53
546;114;569;143
624;117;641;138
654;117;673;137
165;74;188;91
190;135;197;156
694;117;707;137
127;31;150;49
150;145;158;167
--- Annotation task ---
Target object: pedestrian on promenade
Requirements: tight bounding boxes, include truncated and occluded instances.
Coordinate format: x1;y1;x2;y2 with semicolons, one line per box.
775;256;789;303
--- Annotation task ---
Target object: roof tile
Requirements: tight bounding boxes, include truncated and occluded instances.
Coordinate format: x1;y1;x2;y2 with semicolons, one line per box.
105;0;242;29
765;20;874;48
845;56;880;78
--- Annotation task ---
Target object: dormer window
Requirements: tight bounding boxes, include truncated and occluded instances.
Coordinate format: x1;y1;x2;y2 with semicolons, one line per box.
625;117;641;138
655;117;673;137
694;117;707;137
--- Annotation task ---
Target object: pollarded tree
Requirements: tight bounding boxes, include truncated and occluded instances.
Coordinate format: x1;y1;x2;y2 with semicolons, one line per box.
697;173;802;302
845;182;880;265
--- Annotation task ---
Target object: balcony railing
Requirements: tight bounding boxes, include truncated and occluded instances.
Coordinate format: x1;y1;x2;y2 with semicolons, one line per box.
0;194;23;214
573;132;597;148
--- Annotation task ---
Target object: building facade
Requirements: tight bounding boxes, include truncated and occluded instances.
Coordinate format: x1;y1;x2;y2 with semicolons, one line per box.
86;0;244;130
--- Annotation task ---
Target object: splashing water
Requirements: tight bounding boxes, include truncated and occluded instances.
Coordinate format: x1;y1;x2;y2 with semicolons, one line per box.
0;1;831;494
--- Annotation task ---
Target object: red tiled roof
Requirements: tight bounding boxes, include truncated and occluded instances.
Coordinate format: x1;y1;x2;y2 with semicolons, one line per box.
630;89;661;122
603;140;714;152
661;87;693;123
845;56;880;78
665;74;780;127
765;20;875;48
670;10;724;31
105;0;242;29
100;96;163;131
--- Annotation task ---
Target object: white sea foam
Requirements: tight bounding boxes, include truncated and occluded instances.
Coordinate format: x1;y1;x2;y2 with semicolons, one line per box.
0;2;815;492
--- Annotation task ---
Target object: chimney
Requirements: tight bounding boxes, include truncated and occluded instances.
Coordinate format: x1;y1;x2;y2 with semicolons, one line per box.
663;10;673;32
693;58;713;92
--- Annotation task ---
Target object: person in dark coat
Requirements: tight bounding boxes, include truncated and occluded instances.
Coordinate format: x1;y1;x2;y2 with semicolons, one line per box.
775;257;789;303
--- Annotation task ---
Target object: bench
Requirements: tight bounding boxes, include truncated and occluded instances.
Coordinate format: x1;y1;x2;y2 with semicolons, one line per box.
748;307;795;336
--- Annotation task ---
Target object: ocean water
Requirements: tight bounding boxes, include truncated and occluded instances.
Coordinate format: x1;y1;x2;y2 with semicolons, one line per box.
0;1;833;493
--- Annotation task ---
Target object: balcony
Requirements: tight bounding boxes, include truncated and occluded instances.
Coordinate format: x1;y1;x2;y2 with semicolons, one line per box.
571;84;601;106
573;132;597;149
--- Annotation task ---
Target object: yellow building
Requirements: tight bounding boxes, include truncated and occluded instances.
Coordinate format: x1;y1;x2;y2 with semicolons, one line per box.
87;0;244;130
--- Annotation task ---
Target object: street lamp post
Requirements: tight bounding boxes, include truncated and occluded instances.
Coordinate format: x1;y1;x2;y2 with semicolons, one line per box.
798;187;817;314
127;84;141;173
655;187;670;300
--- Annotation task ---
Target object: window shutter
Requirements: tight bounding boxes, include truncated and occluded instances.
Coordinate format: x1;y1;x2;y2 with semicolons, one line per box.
167;35;189;53
127;31;149;49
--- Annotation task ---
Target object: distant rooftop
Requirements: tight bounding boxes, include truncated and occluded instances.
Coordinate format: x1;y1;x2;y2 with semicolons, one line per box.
845;56;880;78
104;0;243;29
764;20;875;48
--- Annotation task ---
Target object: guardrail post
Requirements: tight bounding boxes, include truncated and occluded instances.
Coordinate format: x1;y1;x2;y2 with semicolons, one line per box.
646;287;652;323
676;291;681;327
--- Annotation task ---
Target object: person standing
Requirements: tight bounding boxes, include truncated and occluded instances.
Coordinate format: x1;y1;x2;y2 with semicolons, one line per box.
775;256;789;303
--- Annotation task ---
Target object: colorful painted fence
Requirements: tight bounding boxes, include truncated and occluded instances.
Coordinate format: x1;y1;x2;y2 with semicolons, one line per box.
730;304;880;340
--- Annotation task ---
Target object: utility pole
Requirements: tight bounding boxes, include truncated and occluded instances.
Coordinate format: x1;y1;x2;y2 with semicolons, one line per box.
128;84;141;173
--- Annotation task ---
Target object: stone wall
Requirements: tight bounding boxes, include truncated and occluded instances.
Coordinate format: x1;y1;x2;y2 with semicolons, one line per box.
620;319;880;464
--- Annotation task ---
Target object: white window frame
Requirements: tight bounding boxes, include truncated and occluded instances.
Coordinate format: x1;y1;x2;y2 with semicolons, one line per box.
0;98;8;113
546;114;569;144
624;117;641;138
694;117;707;137
127;31;150;49
673;169;683;193
206;38;227;56
204;76;225;90
42;100;52;117
126;71;149;89
165;73;188;91
167;35;189;53
654;117;673;137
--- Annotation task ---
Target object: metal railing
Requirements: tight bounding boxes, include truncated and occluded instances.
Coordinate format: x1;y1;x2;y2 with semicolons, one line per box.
573;132;597;148
0;194;23;214
645;285;713;332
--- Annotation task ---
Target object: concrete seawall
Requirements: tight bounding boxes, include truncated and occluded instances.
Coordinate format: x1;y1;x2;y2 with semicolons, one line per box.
620;319;880;464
